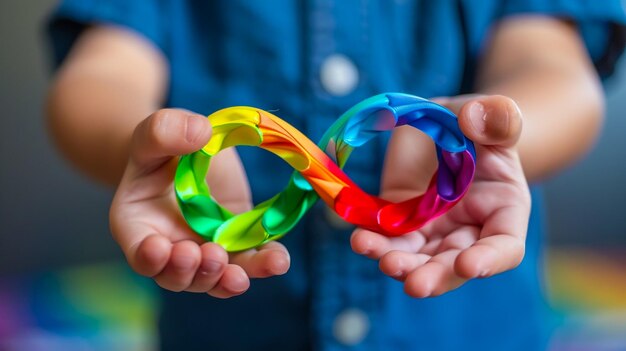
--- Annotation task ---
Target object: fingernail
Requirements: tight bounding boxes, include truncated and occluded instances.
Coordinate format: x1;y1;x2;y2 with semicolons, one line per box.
201;259;223;274
185;115;208;143
478;269;490;278
468;102;486;134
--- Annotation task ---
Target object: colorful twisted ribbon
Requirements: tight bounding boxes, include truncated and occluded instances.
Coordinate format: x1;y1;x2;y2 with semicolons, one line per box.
175;93;476;251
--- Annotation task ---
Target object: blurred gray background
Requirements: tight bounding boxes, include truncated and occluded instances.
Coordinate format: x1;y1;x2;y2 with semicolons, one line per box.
1;1;625;275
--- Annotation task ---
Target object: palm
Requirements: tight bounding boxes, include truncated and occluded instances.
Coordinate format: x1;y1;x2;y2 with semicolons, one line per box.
418;143;530;255
112;158;207;245
351;96;530;297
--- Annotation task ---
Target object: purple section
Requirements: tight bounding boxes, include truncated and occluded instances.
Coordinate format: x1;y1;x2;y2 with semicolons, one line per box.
437;162;455;199
0;282;31;338
437;150;475;201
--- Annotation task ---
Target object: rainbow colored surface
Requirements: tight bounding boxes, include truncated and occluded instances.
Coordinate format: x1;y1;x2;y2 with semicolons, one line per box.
175;93;476;251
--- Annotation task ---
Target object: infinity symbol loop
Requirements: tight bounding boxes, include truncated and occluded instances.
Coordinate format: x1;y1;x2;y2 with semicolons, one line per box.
175;93;476;251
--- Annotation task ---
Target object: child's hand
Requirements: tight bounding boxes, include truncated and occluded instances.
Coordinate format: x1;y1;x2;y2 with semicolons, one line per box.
351;95;530;297
110;109;290;298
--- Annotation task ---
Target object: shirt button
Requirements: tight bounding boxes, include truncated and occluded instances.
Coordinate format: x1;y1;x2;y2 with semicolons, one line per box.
320;54;359;96
324;206;354;230
333;308;370;345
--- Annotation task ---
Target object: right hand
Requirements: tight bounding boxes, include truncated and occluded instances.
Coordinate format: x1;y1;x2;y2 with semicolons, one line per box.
110;109;291;298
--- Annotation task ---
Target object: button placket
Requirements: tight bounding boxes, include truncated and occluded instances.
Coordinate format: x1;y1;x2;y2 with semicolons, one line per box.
306;1;380;350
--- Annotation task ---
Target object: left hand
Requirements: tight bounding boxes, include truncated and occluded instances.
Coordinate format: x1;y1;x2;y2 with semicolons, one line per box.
350;95;531;298
109;110;290;298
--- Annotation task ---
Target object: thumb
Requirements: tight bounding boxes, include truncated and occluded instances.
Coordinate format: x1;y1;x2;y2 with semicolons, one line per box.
129;109;212;173
456;95;523;148
380;126;437;202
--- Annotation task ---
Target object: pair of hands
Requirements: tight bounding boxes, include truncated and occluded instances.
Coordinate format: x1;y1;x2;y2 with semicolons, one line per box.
109;95;530;298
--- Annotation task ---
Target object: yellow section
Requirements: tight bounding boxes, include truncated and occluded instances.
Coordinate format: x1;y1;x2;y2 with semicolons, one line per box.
202;107;263;155
546;248;626;310
210;106;261;125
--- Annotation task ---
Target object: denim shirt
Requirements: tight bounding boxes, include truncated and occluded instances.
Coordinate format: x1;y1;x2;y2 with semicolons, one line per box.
48;1;625;350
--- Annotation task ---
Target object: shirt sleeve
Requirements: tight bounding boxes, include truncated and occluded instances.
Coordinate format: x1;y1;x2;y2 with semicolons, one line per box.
501;0;626;78
45;0;167;69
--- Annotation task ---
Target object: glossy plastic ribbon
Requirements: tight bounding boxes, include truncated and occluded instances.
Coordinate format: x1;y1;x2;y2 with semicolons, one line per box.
175;93;476;251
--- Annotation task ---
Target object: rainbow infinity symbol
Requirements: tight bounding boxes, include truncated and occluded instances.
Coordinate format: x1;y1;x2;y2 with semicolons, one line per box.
175;93;476;251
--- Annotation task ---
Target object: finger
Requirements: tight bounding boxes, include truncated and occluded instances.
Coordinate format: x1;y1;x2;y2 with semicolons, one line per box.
128;109;212;175
431;94;480;115
128;233;172;277
207;147;253;214
435;225;480;253
457;95;523;148
404;250;466;298
380;125;437;201
417;234;443;256
455;205;528;279
229;241;291;278
455;234;525;279
185;242;229;293
208;264;251;298
350;228;426;259
154;240;202;292
379;251;431;281
110;206;205;279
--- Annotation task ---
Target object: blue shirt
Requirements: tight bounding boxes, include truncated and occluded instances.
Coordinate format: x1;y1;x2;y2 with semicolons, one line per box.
48;1;626;350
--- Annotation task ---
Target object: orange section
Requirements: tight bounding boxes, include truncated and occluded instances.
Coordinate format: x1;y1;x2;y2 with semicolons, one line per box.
257;112;356;204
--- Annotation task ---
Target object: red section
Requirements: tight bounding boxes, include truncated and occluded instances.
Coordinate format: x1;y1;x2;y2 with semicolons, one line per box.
333;175;460;236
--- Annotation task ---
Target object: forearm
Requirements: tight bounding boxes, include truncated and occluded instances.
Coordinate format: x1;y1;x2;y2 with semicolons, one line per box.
46;26;168;186
476;17;604;181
